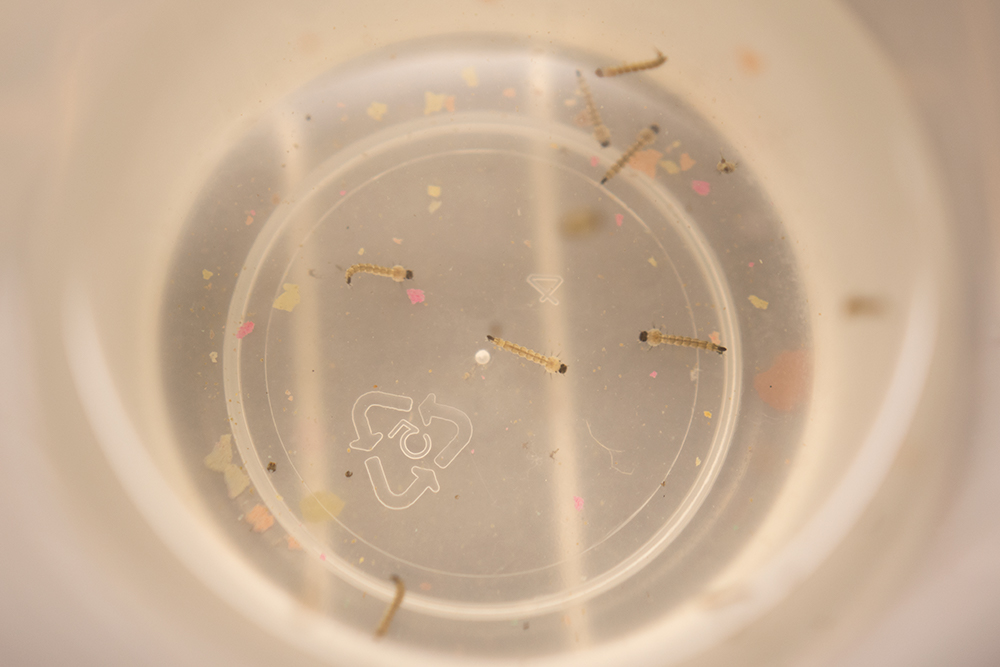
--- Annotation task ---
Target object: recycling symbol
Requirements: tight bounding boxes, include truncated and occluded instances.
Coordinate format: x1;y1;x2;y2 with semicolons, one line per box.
348;391;473;510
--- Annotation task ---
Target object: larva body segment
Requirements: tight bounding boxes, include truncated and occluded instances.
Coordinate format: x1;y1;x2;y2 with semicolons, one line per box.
487;335;568;374
595;49;667;78
576;70;612;148
601;125;659;185
345;263;414;285
639;329;726;355
374;575;405;639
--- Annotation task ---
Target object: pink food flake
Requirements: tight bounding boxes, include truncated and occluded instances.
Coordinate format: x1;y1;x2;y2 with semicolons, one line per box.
339;190;346;196
236;321;255;339
749;261;755;268
407;288;425;304
649;371;658;378
615;213;624;227
590;156;599;167
709;331;722;346
692;180;711;196
573;496;584;511
319;553;326;561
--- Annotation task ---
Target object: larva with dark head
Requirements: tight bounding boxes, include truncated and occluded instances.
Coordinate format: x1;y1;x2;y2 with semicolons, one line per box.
487;335;567;374
576;70;611;148
374;574;406;639
596;49;667;78
639;329;726;355
345;263;413;285
601;124;659;185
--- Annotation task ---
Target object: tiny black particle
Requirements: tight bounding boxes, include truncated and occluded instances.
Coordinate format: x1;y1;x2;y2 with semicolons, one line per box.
345;470;353;477
267;462;276;472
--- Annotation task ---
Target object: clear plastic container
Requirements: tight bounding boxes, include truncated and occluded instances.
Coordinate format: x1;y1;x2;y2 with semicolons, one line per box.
3;1;976;665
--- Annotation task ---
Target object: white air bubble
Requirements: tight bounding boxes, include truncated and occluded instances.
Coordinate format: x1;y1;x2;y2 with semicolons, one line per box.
475;349;491;365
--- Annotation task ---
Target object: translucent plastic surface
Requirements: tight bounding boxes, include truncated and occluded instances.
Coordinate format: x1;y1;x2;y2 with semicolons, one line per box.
161;40;809;655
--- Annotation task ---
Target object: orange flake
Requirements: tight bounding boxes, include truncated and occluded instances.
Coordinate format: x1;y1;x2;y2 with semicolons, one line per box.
419;582;432;591
392;238;403;245
628;149;663;178
444;95;455;113
738;47;764;75
286;535;303;550
245;215;254;226
754;350;810;411
245;504;274;533
502;87;517;98
679;153;696;171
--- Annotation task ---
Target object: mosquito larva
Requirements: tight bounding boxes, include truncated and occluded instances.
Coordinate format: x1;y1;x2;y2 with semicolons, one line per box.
576;70;611;147
345;263;413;285
717;154;737;174
595;49;667;78
601;124;659;185
374;574;406;639
487;335;567;374
639;329;726;355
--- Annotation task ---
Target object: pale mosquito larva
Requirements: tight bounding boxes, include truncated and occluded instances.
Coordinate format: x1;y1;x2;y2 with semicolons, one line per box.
717;153;738;173
639;329;726;355
487;335;567;374
576;70;611;147
374;574;406;639
345;263;414;285
601;124;659;185
595;49;667;78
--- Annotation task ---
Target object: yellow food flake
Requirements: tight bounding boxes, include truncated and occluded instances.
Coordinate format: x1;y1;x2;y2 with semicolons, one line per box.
461;66;479;87
748;295;769;310
202;269;214;280
660;160;680;175
300;491;346;522
222;464;250;498
424;91;447;115
272;283;301;312
366;102;388;120
647;257;658;267
427;185;441;197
